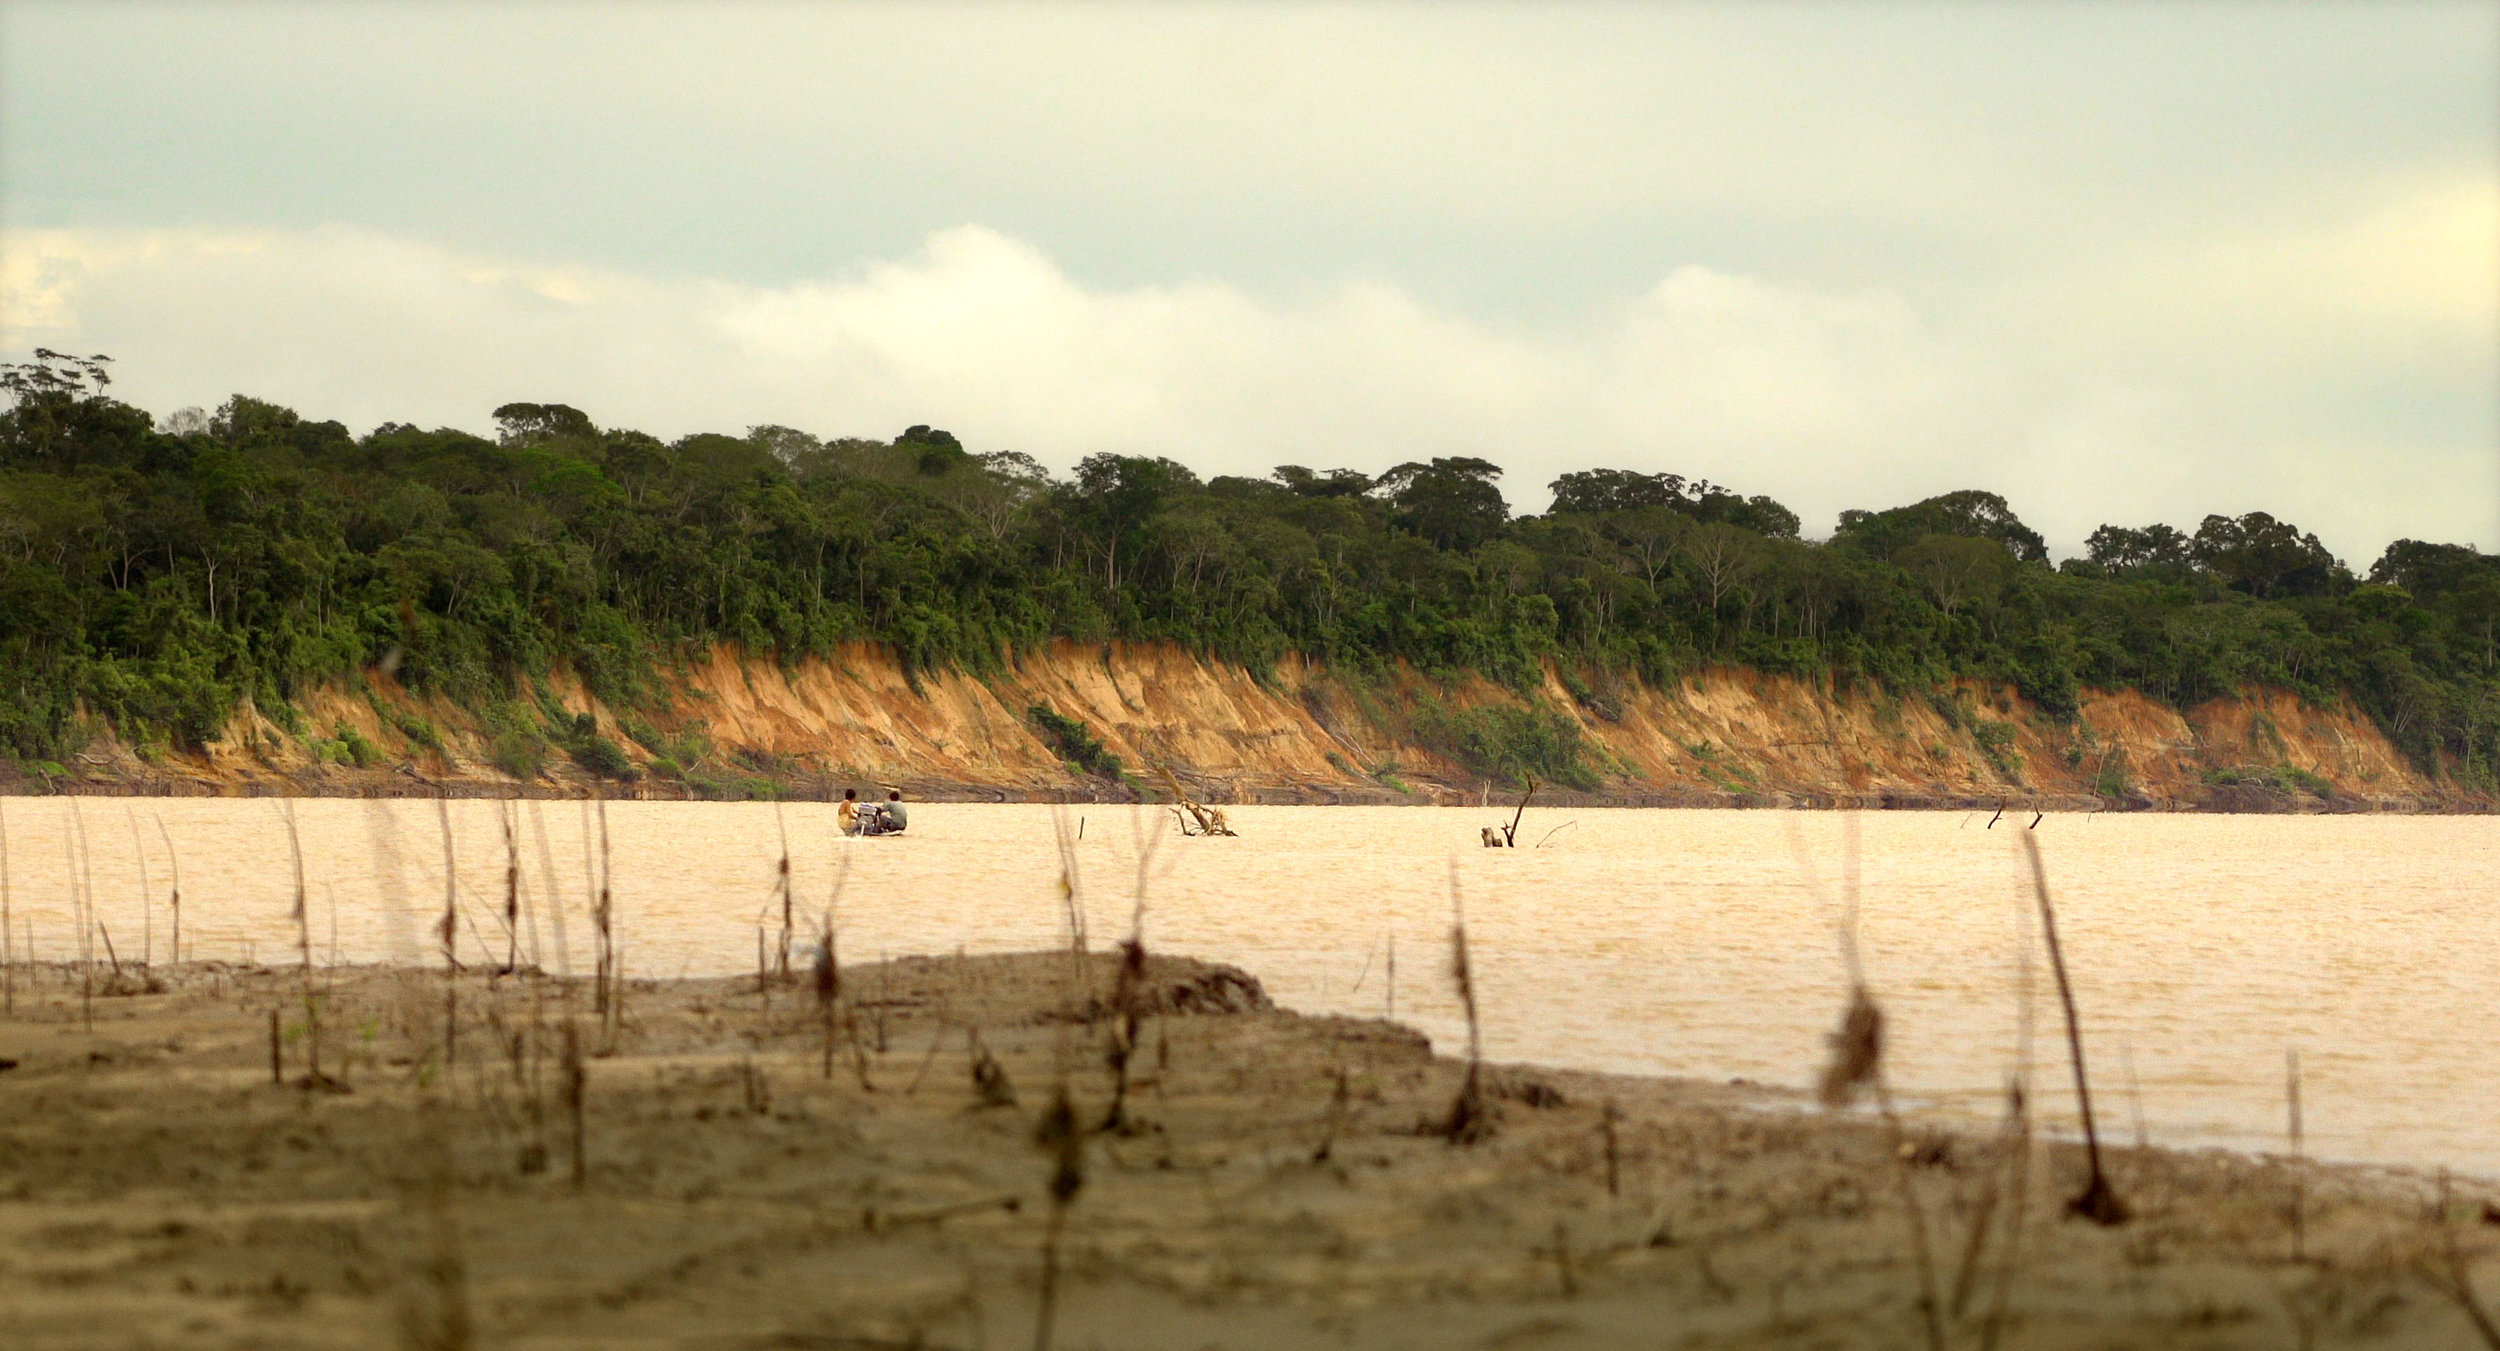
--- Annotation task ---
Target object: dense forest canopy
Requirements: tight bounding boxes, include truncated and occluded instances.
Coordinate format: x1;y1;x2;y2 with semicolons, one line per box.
3;348;2496;788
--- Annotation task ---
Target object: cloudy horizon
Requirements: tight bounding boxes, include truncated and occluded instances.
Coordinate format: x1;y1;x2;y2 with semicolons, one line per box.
5;1;2494;566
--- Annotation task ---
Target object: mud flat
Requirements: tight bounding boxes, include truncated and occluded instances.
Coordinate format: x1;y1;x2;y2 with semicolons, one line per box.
0;953;2494;1349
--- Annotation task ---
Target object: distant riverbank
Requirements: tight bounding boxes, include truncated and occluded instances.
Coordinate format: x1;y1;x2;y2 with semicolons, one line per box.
12;641;2485;813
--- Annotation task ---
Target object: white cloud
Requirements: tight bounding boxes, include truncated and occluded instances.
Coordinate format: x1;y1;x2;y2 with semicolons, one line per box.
3;218;2492;564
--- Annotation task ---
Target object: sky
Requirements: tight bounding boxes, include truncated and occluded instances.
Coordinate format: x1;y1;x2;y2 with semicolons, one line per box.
3;1;2495;566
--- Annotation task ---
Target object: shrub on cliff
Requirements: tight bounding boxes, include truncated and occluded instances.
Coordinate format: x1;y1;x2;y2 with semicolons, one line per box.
1029;706;1124;780
1412;700;1598;791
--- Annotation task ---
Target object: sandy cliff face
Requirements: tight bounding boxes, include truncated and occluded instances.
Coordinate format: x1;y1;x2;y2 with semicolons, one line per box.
33;641;2475;810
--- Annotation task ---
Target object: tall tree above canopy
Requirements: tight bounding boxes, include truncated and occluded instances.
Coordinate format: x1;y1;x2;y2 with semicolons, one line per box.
493;402;598;446
1834;489;2047;563
2085;522;2194;574
2192;512;2343;598
2369;539;2496;599
1376;456;1507;552
0;350;147;473
898;425;970;477
1545;467;1799;539
1272;465;1374;499
1547;468;1688;514
1071;452;1198;589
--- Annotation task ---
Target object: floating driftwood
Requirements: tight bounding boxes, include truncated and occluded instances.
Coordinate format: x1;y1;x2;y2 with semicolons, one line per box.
1156;767;1237;837
1481;774;1539;847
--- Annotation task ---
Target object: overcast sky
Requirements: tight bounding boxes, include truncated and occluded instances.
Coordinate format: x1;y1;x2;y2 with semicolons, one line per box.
4;1;2494;565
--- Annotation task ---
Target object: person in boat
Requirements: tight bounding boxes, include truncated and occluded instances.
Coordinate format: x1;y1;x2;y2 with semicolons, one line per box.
837;787;862;837
862;789;910;836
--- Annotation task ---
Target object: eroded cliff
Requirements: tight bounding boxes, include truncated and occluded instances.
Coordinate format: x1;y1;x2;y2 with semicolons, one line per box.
26;641;2475;810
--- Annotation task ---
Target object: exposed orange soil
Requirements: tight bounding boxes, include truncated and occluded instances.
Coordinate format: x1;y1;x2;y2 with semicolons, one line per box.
32;641;2479;811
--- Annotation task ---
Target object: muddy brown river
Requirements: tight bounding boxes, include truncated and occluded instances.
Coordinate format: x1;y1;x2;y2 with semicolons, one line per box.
3;797;2492;1176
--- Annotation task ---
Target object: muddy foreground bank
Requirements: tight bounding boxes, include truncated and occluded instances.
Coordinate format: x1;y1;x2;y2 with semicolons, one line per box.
0;952;2494;1349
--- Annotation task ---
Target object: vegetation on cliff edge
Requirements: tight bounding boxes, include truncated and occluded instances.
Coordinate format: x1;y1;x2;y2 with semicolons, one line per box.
4;348;2495;788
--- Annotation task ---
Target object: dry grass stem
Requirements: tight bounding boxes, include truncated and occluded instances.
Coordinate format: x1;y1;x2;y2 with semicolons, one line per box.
1818;988;1883;1108
156;813;181;967
499;801;520;974
436;794;458;1069
814;911;837;1080
2022;832;2127;1226
2;798;13;1016
1031;1081;1087;1351
562;1020;586;1189
126;807;151;967
2288;1046;2306;1264
773;802;793;980
1439;869;1493;1145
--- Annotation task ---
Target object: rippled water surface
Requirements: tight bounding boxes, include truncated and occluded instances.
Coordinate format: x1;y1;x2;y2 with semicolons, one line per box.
4;798;2494;1174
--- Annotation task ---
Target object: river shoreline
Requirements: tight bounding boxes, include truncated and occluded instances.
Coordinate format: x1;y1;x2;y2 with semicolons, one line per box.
10;640;2485;814
3;773;2478;813
2;951;2495;1348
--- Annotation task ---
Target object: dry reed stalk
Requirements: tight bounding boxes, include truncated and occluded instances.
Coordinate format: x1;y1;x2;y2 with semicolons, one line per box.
2418;1170;2500;1349
774;803;793;980
1312;1064;1351;1163
2;798;14;1016
1439;870;1492;1145
1101;936;1148;1132
400;1110;474;1351
814;912;837;1081
2287;1047;2305;1264
126;807;151;967
2021;832;2127;1225
1100;816;1163;1131
1949;1076;2026;1319
526;801;571;986
436;794;458;1070
1803;813;1942;1351
1817;989;1882;1107
594;795;614;1039
269;1006;283;1086
1031;1082;1087;1351
575;796;599;989
1977;1082;2035;1351
499;801;519;975
1871;1037;1945;1350
872;959;891;1053
609;932;626;1044
281;798;320;1080
1548;1219;1577;1297
2121;1041;2148;1153
67;808;92;1031
1601;1100;1622;1199
1049;805;1088;964
524;981;548;1164
817;885;875;1091
156;814;180;967
905;1020;949;1095
562;1020;586;1189
968;1028;1016;1108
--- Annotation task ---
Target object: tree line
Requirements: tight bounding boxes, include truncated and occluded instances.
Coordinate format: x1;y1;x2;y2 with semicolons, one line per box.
4;348;2495;789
